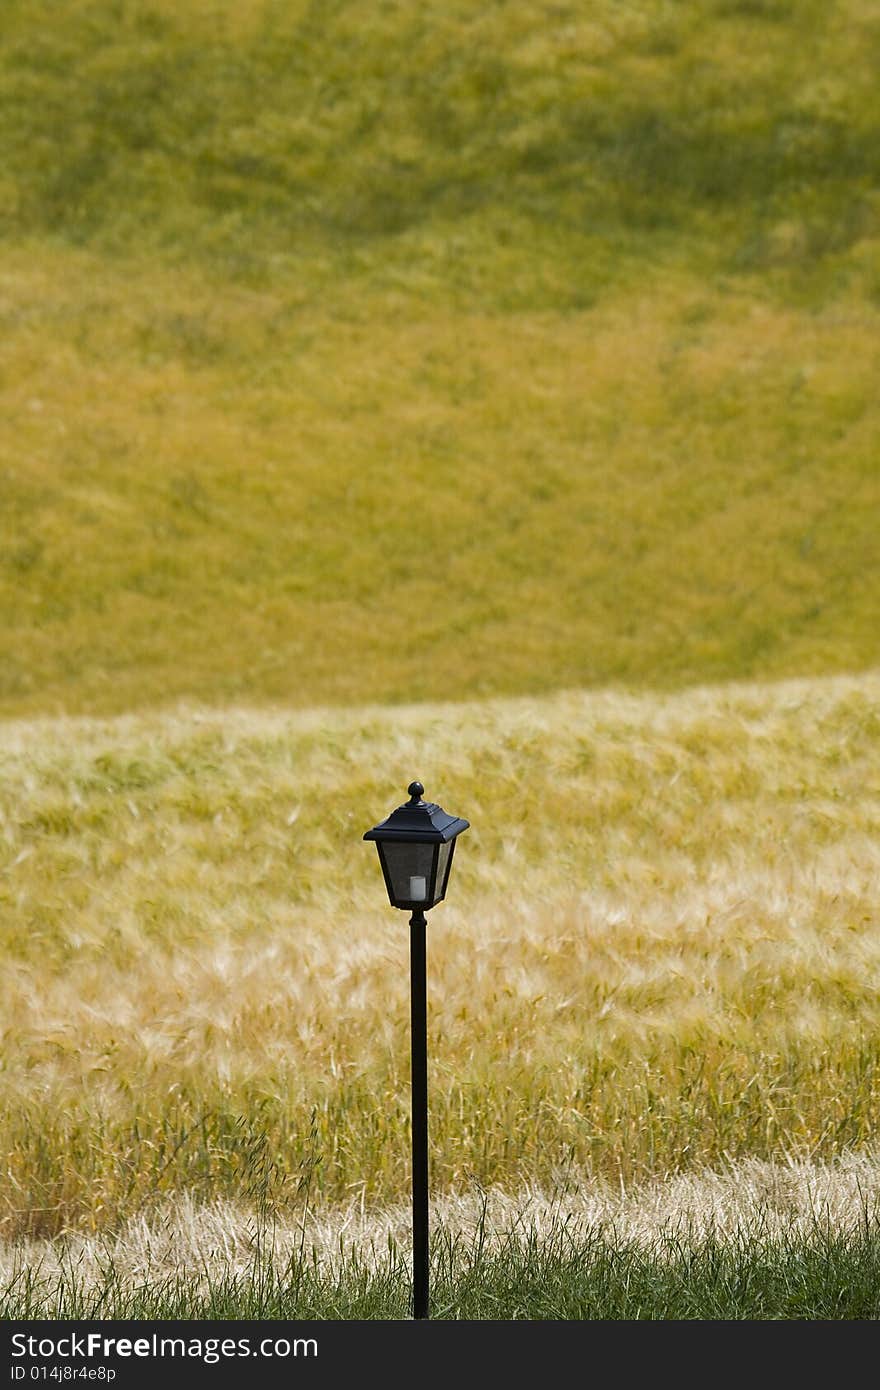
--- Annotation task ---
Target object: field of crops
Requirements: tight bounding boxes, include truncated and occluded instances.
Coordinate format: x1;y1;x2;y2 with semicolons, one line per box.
2;0;880;1319
2;672;880;1313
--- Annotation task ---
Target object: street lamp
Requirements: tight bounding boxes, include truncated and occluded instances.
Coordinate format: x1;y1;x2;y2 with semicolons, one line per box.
363;780;469;1320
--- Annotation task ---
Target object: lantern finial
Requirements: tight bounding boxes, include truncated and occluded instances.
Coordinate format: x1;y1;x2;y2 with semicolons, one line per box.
407;781;425;804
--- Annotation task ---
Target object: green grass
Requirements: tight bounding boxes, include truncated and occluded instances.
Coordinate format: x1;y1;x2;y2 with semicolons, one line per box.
1;0;879;716
4;0;878;272
5;1218;880;1319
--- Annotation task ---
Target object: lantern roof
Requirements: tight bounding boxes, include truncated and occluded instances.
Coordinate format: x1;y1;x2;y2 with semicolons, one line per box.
363;782;470;844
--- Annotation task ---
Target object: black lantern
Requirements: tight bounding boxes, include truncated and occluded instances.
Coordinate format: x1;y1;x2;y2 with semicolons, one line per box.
363;780;469;1321
363;781;469;911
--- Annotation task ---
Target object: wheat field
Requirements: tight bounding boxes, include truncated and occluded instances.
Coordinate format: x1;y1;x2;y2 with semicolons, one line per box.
2;671;879;1264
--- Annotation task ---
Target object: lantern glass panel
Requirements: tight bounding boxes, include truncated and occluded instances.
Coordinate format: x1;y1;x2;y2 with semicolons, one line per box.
435;839;454;901
379;840;438;907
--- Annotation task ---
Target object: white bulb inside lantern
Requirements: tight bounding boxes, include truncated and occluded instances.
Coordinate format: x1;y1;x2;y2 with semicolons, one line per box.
409;875;427;902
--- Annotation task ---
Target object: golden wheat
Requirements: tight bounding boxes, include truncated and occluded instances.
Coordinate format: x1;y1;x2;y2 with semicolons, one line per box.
1;669;879;1234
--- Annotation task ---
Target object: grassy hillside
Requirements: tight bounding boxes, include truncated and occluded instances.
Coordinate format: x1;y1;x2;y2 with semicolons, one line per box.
2;671;879;1238
1;0;879;716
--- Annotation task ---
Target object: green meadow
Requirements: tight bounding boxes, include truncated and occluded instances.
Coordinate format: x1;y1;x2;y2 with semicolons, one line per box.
2;0;880;1318
1;0;879;716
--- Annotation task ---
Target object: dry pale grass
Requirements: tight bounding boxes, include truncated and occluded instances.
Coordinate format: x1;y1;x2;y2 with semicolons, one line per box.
5;1152;880;1306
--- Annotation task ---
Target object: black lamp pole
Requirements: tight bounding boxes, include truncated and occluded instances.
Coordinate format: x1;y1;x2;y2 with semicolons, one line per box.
363;781;469;1322
409;907;429;1320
